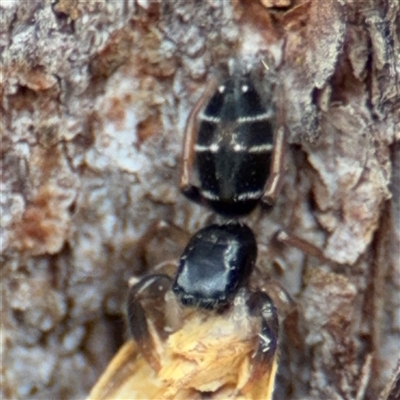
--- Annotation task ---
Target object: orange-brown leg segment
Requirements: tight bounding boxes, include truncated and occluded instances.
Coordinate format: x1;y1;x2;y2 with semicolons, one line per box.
127;274;172;372
180;77;219;204
262;125;287;206
250;267;296;317
262;81;287;206
275;230;329;263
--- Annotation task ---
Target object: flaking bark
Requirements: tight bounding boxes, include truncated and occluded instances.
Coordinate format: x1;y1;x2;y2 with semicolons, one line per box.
1;1;399;399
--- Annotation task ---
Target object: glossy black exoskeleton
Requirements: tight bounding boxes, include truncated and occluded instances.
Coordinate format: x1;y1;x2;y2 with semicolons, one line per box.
126;223;279;376
172;223;256;309
180;75;286;217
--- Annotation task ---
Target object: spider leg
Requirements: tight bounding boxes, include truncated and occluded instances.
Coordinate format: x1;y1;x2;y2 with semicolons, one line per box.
180;77;218;204
275;229;328;263
262;84;287;206
243;291;279;397
127;274;172;372
134;220;192;271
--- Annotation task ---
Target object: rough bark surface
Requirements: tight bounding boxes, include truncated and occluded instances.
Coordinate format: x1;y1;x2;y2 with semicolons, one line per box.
1;1;399;399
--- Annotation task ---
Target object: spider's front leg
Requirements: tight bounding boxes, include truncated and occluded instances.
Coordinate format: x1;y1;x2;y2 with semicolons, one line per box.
243;291;279;397
127;274;174;372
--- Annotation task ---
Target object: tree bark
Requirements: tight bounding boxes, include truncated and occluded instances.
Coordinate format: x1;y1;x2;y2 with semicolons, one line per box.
1;1;399;399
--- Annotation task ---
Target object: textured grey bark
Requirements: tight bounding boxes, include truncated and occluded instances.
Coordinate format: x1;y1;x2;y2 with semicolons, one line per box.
1;1;399;399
